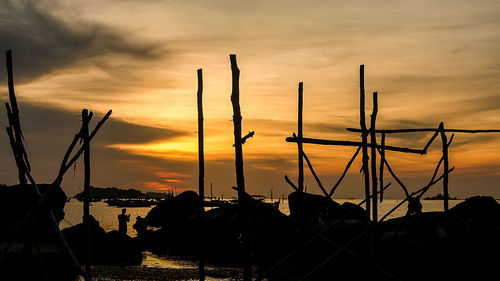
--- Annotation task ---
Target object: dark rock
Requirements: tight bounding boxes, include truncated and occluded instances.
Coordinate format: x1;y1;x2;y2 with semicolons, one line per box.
62;216;142;265
0;183;67;241
447;196;500;218
288;191;342;224
340;201;367;220
146;190;203;228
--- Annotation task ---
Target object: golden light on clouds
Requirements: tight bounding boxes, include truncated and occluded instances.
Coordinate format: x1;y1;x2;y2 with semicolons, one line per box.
1;0;500;198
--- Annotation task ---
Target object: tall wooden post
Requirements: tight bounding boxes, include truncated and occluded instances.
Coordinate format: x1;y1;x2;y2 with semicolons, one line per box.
298;82;304;192
196;68;205;281
230;55;245;193
82;109;92;280
379;132;386;203
359;65;371;221
370;92;378;223
439;122;449;211
230;54;250;281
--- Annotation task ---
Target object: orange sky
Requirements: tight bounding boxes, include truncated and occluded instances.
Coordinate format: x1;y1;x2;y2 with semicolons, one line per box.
1;0;500;199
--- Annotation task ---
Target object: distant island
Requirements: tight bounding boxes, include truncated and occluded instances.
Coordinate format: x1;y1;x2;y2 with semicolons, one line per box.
423;193;459;200
73;186;172;202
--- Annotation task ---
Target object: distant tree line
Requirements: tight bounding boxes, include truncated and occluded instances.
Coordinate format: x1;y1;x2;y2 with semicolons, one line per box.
423;193;459;200
73;186;171;201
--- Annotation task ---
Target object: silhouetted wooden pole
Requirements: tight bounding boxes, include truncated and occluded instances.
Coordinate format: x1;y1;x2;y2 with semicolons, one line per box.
6;50;28;185
439;122;449;211
302;151;329;197
359;65;371;221
298;82;304;192
196;68;205;281
370;92;378;223
286;136;423;154
82;109;92;280
55;110;112;185
230;54;250;281
379;132;386;202
230;55;245;193
347;127;500;134
329;146;361;197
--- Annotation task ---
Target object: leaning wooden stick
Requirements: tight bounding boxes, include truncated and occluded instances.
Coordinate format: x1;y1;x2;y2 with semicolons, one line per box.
379;132;385;202
417;134;454;199
376;148;410;198
302;151;329;197
55;110;112;184
421;124;440;153
284;175;299;191
328;146;361;197
53;112;93;185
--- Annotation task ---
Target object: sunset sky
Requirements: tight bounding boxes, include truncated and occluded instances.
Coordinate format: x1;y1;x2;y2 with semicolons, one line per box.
1;0;500;199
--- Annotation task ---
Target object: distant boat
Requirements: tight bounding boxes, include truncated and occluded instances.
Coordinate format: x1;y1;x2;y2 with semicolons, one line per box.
104;198;153;207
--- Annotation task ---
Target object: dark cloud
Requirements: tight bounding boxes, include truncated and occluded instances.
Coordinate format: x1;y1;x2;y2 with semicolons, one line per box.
0;0;162;83
0;101;189;193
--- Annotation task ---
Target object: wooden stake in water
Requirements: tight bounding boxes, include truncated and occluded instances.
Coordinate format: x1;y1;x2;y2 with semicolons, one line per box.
379;132;386;203
298;82;304;192
82;109;92;280
230;54;250;281
439;122;449;211
196;68;206;281
359;65;371;221
370;92;378;223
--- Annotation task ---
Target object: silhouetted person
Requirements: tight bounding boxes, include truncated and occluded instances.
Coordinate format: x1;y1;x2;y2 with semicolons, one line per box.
133;215;148;236
407;197;422;216
118;208;130;235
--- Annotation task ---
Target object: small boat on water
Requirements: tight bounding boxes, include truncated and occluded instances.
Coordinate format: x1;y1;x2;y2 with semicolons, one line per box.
105;198;154;207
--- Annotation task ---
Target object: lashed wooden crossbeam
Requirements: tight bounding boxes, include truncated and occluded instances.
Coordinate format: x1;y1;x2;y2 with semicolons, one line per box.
346;128;500;134
286;136;425;154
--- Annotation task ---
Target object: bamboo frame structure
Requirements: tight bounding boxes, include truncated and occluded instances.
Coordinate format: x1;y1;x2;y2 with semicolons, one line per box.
286;63;500;225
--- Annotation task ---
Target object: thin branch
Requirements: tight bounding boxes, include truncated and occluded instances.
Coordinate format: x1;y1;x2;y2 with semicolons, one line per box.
57;110;112;182
376;147;410;198
329;146;361;197
302;151;329;197
284;175;298;191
